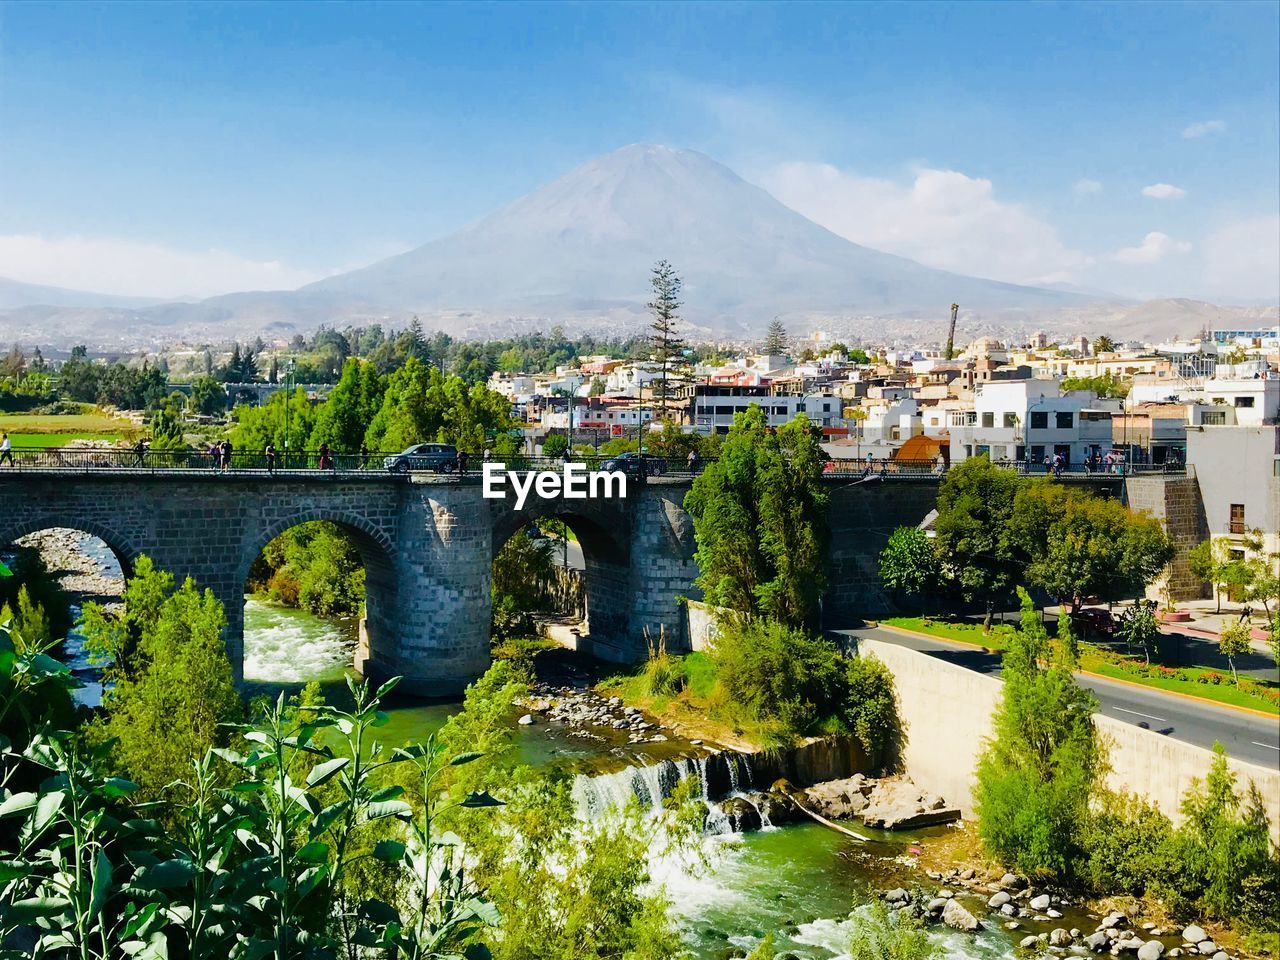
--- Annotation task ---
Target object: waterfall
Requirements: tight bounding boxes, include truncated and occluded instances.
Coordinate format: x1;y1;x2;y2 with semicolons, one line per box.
571;750;778;836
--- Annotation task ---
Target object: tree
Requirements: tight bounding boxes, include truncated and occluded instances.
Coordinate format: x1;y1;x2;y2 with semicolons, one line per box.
647;260;686;423
974;588;1101;877
933;455;1023;629
763;318;788;356
684;406;828;627
1115;599;1159;665
1010;482;1174;615
541;433;568;457
187;374;227;415
79;556;242;798
1092;335;1116;354
1218;619;1252;687
1188;538;1252;614
311;358;385;452
878;526;941;606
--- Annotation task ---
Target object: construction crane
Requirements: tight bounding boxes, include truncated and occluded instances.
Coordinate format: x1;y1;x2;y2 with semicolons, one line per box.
944;303;959;360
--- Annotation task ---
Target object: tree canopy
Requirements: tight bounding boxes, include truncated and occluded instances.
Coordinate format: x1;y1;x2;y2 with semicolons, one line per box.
684;405;828;627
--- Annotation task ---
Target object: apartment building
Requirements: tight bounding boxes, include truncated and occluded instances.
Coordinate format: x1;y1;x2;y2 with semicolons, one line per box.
948;379;1115;466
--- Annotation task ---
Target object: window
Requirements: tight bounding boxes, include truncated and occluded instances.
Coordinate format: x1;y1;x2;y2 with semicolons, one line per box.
1003;413;1018;429
1030;411;1048;429
1056;411;1074;429
1202;410;1227;426
1234;396;1255;408
1229;504;1245;535
981;412;994;428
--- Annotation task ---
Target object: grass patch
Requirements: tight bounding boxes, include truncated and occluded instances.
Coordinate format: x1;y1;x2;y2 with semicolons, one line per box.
884;616;1279;715
0;412;139;442
882;616;1015;650
3;431;130;448
597;653;780;750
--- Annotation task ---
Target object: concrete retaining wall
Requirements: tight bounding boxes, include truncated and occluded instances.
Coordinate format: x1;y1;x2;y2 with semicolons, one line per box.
684;600;722;653
858;637;1280;841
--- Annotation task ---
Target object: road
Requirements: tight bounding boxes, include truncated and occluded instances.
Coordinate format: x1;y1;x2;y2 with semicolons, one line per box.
834;625;1280;768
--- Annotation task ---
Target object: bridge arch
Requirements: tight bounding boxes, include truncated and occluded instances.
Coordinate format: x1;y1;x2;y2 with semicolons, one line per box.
490;506;634;647
0;515;140;580
236;509;401;685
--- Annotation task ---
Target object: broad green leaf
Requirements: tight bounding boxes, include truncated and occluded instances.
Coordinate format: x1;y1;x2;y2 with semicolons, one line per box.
133;859;196;890
373;677;402;700
364;799;412;822
305;757;349;788
294;841;329;864
89;848;113;918
3;896;71;923
0;791;37;818
460;791;503;809
371;839;406;864
367;784;404;804
449;751;483;767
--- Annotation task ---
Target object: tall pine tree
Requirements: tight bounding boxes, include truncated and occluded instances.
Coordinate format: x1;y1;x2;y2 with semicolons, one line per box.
763;318;788;356
647;260;686;424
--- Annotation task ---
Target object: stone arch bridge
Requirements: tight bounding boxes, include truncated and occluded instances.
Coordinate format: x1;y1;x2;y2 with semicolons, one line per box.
0;469;1151;695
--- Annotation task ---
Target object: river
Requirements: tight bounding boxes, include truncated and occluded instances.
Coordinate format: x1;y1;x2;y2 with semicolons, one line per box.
235;601;1020;959
41;530;1020;959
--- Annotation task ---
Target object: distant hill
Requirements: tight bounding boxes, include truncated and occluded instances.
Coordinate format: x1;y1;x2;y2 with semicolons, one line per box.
0;275;160;311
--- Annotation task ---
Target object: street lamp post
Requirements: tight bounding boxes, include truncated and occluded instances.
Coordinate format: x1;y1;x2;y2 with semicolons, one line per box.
284;357;295;469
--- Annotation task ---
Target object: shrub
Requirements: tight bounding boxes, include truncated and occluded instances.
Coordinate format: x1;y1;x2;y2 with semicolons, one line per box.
974;589;1100;877
848;901;938;960
712;618;848;739
1081;791;1174;896
843;654;900;767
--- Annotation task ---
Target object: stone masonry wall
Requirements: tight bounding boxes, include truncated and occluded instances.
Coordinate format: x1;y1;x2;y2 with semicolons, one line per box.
1124;475;1210;601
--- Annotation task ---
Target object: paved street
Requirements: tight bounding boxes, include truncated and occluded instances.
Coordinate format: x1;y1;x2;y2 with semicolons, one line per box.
834;625;1280;768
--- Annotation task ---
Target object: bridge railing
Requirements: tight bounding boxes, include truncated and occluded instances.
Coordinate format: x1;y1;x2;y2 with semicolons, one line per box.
0;446;1188;480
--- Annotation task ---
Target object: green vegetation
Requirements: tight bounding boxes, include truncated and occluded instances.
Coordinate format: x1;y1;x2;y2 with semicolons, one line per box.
490;527;558;639
1060;371;1130;398
0;554;704;959
248;520;367;618
975;589;1101;877
885;455;1173;627
0;545;72;643
970;594;1280;941
79;556;242;798
685;405;828;628
604;619;900;757
847;902;939;960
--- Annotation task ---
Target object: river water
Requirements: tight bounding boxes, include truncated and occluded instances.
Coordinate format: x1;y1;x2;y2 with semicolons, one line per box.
233;602;1019;959
44;530;1019;959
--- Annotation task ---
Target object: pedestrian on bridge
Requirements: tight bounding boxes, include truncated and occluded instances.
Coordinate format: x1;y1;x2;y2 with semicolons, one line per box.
265;442;277;474
220;439;232;472
133;438;147;467
318;442;333;471
0;433;12;467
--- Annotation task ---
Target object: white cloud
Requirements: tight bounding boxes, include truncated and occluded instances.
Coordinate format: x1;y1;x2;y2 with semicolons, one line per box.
1181;119;1226;139
0;234;324;300
1073;179;1103;196
1112;232;1192;264
1200;215;1280;301
1141;183;1187;200
761;162;1091;286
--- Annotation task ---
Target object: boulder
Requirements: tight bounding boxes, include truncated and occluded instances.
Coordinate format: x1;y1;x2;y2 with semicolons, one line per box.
987;891;1011;909
517;714;535;725
1137;942;1165;960
1084;931;1109;951
942;898;982;932
1196;943;1217;956
1181;927;1206;945
883;888;910;905
1049;928;1071;946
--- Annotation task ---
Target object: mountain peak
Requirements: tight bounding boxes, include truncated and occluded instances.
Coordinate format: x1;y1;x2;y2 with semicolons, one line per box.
305;144;1083;329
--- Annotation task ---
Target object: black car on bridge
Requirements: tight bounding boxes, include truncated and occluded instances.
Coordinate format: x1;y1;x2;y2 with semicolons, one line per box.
383;443;459;473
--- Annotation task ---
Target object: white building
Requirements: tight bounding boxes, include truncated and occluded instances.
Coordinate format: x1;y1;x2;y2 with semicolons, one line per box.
948;379;1115;466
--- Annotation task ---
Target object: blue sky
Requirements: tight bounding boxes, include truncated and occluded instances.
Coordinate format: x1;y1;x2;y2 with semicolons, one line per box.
1;0;1277;301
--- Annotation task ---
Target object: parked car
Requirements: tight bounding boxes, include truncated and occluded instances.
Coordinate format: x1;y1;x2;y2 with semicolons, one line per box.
1070;606;1115;637
383;443;459;473
602;452;667;477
